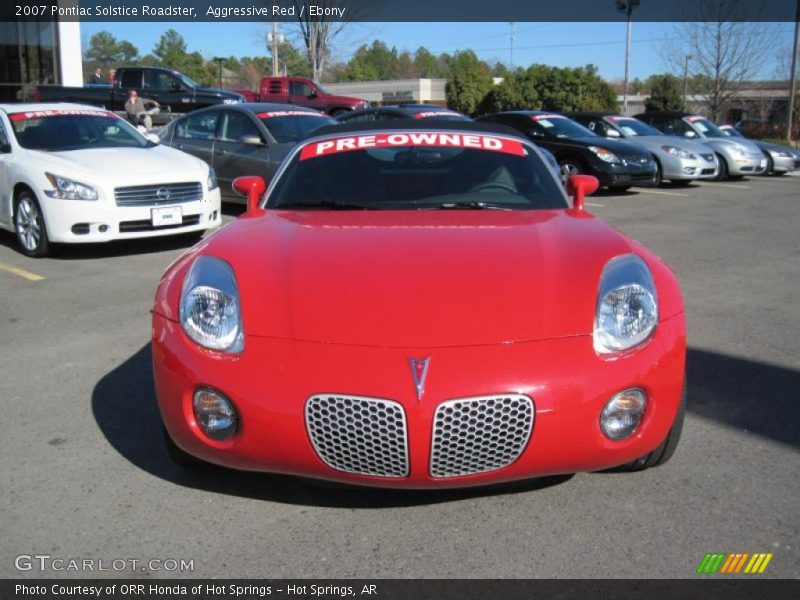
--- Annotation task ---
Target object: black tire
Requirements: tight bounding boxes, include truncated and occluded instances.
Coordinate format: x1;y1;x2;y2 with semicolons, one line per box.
712;153;728;181
652;158;663;187
623;384;686;471
163;425;210;469
558;157;586;184
14;190;50;258
774;170;786;176
672;180;693;186
614;186;632;192
764;154;774;175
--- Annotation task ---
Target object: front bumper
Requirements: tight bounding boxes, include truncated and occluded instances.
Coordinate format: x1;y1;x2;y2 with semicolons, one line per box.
726;153;766;176
153;312;686;488
41;188;222;243
660;153;718;181
590;157;657;188
766;154;794;174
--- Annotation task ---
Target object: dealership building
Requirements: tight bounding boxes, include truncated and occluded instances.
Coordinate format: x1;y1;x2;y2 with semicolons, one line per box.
0;19;82;102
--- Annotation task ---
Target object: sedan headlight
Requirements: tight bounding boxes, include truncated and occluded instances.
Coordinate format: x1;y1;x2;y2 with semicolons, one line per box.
207;167;218;191
594;255;658;354
731;144;748;157
660;145;696;160
771;149;792;158
180;256;243;353
588;146;622;164
44;173;98;201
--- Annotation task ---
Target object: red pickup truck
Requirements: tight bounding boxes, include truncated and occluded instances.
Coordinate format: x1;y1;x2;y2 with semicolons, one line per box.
234;77;368;116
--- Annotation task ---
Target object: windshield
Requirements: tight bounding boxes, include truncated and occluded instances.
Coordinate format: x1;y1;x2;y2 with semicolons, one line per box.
530;114;596;138
257;111;336;143
687;116;727;138
268;132;566;211
609;117;661;137
177;72;199;89
719;126;744;138
315;82;329;95
9;109;151;151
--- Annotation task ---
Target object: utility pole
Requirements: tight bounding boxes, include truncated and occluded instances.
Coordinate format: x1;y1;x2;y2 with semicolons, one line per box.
271;21;279;77
616;0;640;115
213;57;224;89
787;1;799;144
509;22;515;70
683;54;693;110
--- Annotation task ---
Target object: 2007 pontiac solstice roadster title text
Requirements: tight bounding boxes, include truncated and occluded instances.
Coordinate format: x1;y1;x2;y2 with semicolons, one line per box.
152;121;685;488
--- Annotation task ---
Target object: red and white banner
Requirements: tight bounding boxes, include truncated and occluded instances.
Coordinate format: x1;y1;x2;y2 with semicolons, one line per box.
299;132;526;160
413;111;462;119
9;109;117;122
530;114;564;121
257;110;327;119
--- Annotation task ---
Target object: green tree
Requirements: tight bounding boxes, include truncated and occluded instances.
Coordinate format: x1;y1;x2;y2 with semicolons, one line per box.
484;64;617;113
84;31;139;78
152;29;188;67
413;47;440;77
645;74;686;112
445;50;493;116
346;41;398;81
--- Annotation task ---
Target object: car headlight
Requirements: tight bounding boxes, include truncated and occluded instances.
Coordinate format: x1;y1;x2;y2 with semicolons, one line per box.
44;173;98;201
588;146;622;164
731;144;748;157
660;145;696;160
207;167;218;191
594;255;658;354
772;149;792;158
180;256;243;353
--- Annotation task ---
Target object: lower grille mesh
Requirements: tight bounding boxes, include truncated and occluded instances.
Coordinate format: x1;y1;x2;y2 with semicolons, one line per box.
306;395;409;478
430;395;534;478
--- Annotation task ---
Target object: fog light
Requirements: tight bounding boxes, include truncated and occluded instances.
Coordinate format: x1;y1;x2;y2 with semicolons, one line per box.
193;388;237;440
98;224;108;232
600;389;646;440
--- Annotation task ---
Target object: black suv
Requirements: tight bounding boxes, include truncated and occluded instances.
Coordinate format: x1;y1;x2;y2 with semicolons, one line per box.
476;111;657;189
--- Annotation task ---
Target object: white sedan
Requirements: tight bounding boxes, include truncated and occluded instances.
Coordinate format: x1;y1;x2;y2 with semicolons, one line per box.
0;103;222;257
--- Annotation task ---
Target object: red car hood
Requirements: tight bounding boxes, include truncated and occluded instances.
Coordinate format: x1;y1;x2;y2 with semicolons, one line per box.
188;210;638;347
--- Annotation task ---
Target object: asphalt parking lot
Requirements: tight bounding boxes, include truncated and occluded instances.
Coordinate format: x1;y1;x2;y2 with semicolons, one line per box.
1;175;798;579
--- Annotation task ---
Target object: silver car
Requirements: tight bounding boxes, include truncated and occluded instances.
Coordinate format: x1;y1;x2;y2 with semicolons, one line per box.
634;111;766;180
569;112;718;185
718;125;794;176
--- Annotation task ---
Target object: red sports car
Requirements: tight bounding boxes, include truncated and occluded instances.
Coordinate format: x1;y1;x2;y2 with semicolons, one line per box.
152;122;685;488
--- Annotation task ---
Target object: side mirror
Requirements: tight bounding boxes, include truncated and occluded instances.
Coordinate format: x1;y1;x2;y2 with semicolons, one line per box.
606;129;621;138
308;90;318;99
566;174;600;211
685;131;697;138
0;140;11;153
239;134;265;146
232;176;266;213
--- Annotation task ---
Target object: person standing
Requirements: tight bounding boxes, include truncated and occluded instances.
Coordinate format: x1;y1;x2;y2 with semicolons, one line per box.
89;68;103;84
107;69;116;86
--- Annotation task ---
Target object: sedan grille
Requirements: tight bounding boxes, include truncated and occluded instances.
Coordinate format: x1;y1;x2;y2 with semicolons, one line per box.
114;182;203;207
430;394;534;478
305;395;409;478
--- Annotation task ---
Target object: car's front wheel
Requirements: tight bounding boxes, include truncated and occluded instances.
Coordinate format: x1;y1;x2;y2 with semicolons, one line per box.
14;190;50;258
712;154;729;181
623;384;685;471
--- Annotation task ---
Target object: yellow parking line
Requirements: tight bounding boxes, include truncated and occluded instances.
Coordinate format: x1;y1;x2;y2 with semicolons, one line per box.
0;261;45;282
643;190;689;197
701;182;751;189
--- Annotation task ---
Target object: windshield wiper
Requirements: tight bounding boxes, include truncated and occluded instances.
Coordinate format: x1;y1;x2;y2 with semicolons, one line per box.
278;200;377;210
434;201;513;211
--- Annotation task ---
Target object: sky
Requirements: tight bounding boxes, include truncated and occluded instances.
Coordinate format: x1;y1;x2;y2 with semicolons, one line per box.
80;21;796;82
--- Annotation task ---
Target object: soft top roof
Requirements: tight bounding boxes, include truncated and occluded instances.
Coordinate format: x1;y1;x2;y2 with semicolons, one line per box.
310;120;525;140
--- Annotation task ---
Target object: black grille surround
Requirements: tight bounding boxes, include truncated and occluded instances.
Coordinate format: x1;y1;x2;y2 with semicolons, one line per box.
114;182;203;207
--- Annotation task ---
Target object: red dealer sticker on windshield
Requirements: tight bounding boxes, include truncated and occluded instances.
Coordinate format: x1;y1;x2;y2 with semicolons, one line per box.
530;114;565;121
686;116;704;123
9;109;117;122
257;111;327;118
299;133;526;160
413;111;460;119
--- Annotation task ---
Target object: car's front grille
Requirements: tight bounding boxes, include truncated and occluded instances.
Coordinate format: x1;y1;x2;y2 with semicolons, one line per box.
700;153;716;162
305;394;409;478
118;214;200;233
115;182;203;207
430;395;534;478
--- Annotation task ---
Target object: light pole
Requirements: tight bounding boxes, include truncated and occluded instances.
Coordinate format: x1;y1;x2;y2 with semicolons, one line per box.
616;0;640;115
509;22;515;70
787;1;799;143
683;54;693;110
212;57;224;89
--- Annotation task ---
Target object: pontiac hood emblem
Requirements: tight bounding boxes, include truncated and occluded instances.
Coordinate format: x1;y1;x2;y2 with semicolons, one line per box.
408;356;430;400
